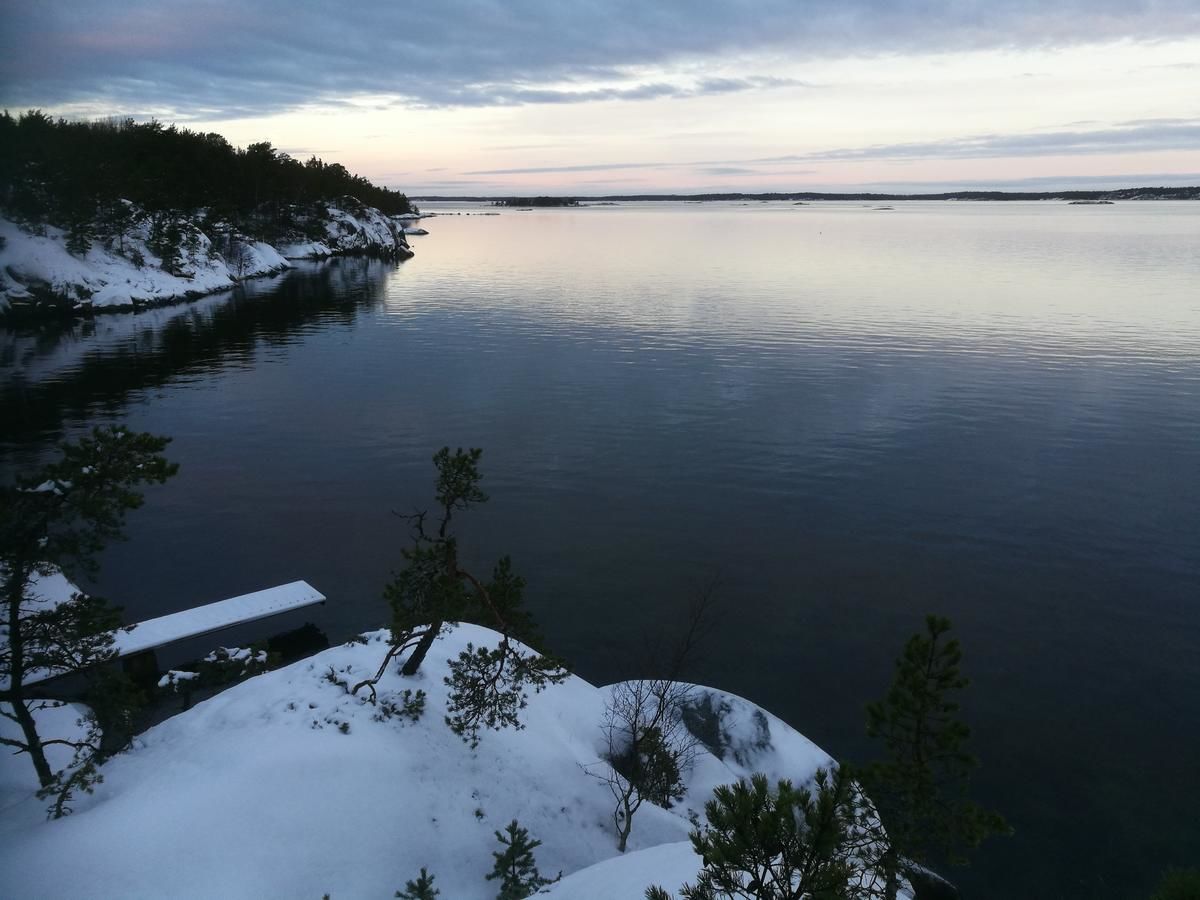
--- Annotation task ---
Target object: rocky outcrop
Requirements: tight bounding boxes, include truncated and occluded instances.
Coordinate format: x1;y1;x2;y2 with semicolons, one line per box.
0;198;414;318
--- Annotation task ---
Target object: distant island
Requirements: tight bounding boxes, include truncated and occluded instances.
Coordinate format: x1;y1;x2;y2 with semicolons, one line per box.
417;186;1199;203
490;197;581;208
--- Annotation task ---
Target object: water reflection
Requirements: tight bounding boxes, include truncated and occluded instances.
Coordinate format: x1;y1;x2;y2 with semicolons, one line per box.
1;204;1198;899
1;257;396;448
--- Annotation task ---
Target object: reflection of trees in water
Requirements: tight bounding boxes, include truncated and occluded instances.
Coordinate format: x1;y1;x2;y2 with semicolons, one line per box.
0;257;396;448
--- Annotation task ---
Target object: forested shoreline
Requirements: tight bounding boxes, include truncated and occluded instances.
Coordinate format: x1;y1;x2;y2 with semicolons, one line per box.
0;112;415;319
0;111;411;236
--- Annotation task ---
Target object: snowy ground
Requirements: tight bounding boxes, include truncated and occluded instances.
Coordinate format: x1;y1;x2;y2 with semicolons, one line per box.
0;201;412;316
0;621;840;899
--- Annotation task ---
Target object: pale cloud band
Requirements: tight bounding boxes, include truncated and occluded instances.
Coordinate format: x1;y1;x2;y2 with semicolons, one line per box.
463;120;1200;176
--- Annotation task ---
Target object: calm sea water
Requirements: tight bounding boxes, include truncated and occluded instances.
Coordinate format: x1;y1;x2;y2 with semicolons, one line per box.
3;201;1198;898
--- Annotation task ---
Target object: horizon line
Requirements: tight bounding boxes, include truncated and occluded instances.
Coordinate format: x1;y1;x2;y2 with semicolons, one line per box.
409;185;1200;201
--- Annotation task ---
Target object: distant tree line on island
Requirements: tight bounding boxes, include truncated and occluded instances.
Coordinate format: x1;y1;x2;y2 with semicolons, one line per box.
490;197;581;207
0;110;412;239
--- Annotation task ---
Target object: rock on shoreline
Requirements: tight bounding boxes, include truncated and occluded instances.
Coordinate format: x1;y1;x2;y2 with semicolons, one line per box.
0;199;415;319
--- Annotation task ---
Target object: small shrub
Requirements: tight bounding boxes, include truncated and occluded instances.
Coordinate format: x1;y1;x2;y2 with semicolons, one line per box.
374;689;427;724
396;868;439;899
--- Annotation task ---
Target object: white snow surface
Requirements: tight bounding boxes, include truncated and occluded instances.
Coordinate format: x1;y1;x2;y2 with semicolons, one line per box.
275;239;334;259
225;237;289;279
0;216;284;312
0;699;92;805
1;201;412;314
109;580;325;658
546;841;702;899
0;624;838;899
157;670;200;689
323;202;409;255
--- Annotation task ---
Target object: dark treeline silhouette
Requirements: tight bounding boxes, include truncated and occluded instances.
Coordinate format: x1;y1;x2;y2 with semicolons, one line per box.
0;110;412;232
491;197;580;207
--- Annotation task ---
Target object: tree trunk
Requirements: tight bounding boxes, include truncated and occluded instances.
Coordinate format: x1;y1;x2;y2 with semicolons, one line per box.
616;792;634;852
401;620;442;676
6;574;55;788
10;696;54;788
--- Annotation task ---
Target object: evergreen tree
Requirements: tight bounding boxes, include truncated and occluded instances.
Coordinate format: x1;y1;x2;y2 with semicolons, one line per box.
486;819;559;899
0;426;177;808
97;197;136;255
395;868;439;899
351;448;568;747
862;615;1009;898
0;110;413;228
65;217;93;257
148;214;184;275
649;768;868;900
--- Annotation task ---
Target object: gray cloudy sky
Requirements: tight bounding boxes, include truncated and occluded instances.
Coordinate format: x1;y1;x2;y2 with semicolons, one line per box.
3;1;1198;192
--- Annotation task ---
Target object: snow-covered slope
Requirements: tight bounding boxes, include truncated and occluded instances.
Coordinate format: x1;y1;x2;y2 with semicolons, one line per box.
546;841;702;899
0;624;837;899
276;202;416;260
0;199;413;316
0;216;286;314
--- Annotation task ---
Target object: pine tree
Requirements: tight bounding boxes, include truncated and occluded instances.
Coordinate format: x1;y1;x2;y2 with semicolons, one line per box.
65;217;93;257
862;615;1009;898
486;819;559;899
0;427;177;806
395;868;439;900
649;768;867;900
351;448;568;747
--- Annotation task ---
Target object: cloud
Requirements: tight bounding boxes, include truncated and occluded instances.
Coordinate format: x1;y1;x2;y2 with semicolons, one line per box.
757;119;1200;162
1;1;1197;118
464;162;669;176
855;172;1200;191
445;119;1200;180
479;143;568;152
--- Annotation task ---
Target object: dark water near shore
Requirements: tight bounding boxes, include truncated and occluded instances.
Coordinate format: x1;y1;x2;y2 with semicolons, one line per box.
3;201;1198;898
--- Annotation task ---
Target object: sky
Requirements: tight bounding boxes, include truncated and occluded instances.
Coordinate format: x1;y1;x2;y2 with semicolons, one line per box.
1;1;1198;195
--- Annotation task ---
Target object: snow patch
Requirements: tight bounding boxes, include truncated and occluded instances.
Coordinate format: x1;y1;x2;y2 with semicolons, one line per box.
275;239;334;260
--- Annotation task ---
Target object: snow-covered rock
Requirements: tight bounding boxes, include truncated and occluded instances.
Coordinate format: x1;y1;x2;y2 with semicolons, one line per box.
275;239;334;260
0;623;842;899
0;216;286;314
0;198;414;318
547;841;702;899
222;236;290;280
322;199;413;257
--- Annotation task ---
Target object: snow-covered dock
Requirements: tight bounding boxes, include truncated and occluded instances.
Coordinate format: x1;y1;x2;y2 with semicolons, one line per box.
111;581;326;658
23;581;325;686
